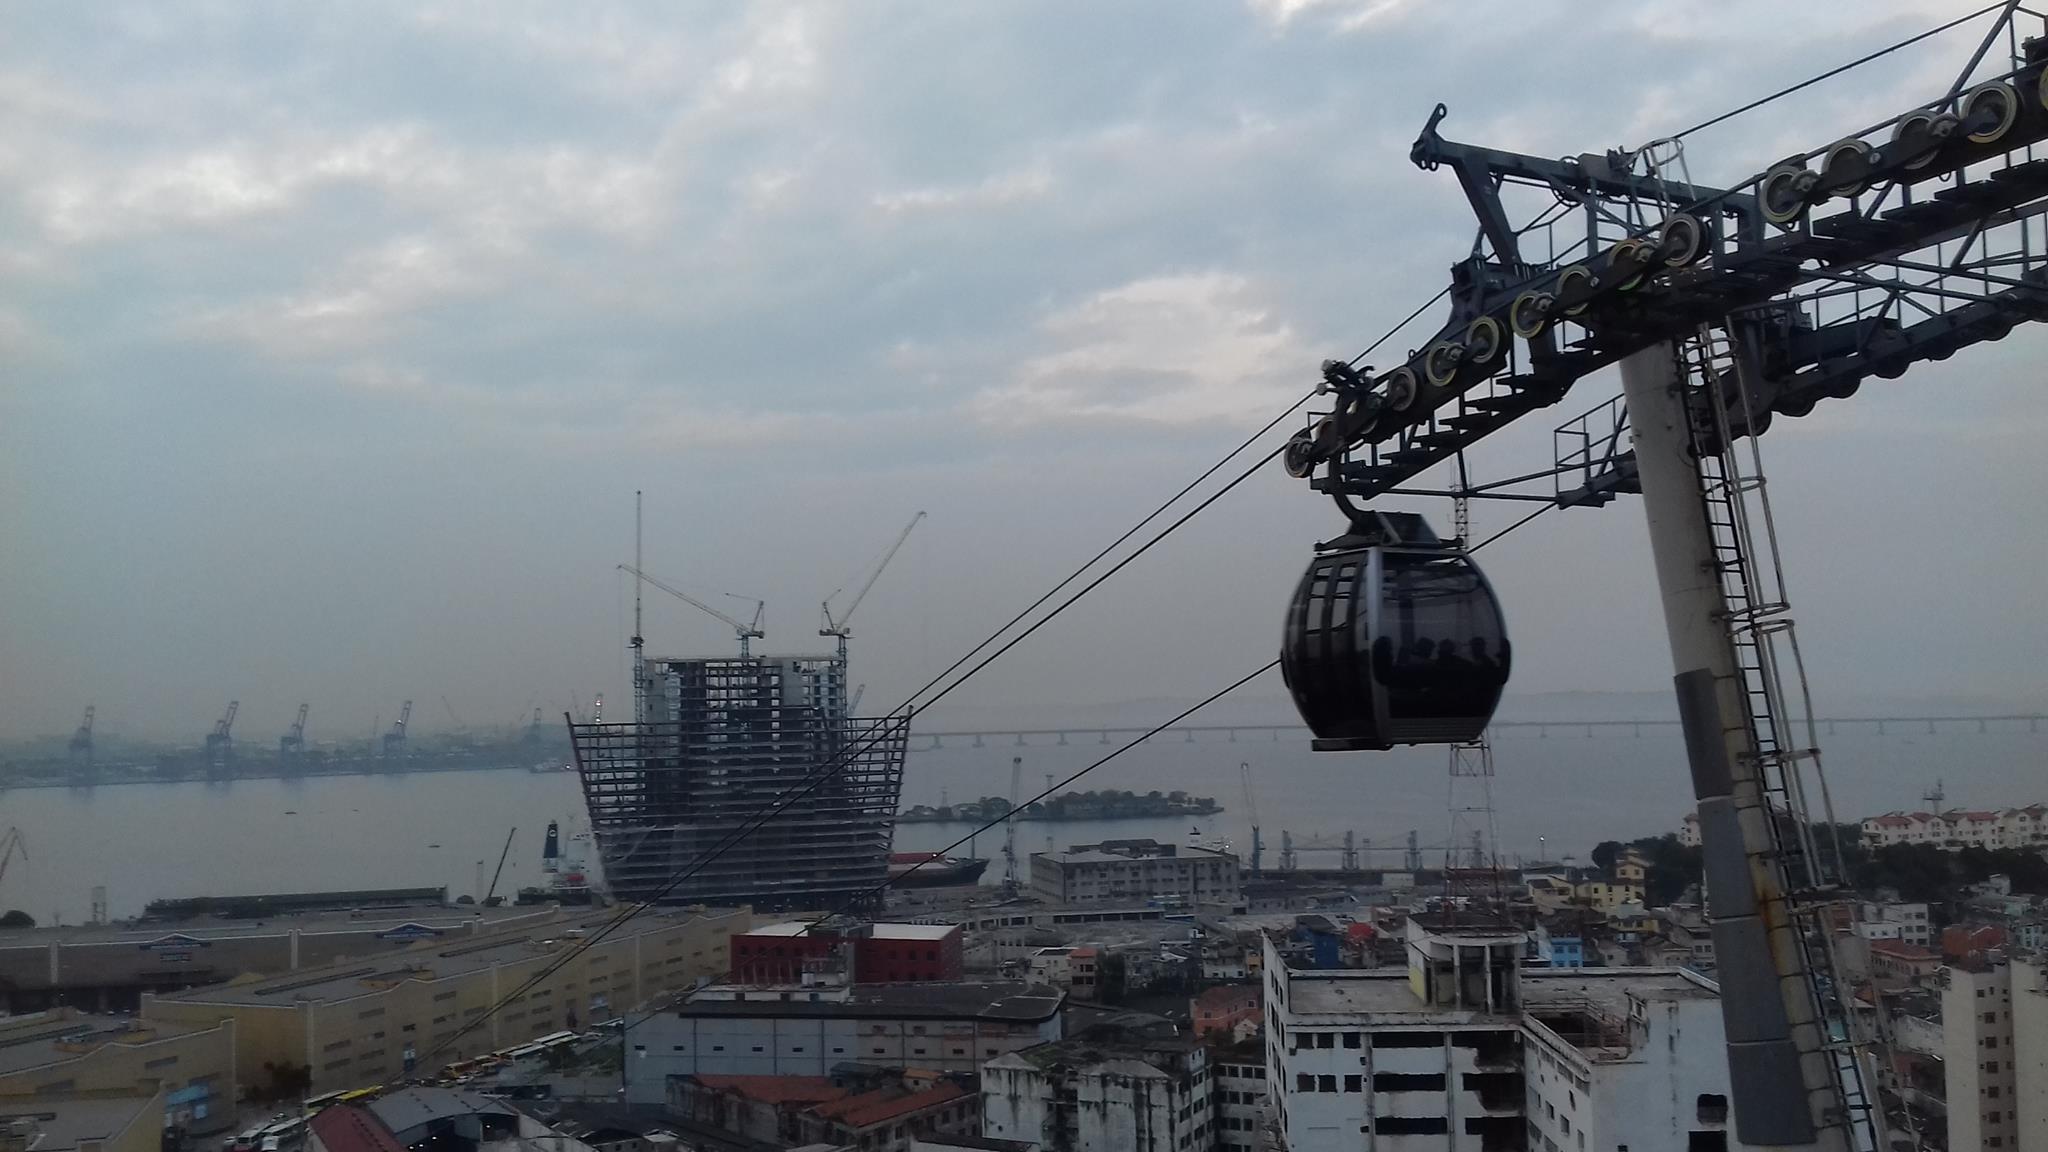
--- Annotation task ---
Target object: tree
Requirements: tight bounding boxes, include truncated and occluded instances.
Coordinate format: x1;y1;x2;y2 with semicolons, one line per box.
1590;841;1624;873
0;910;33;929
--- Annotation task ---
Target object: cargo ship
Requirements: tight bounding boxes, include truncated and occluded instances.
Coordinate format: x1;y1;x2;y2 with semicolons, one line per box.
887;852;991;888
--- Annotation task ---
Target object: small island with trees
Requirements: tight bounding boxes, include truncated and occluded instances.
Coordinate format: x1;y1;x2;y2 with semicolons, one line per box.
899;788;1222;823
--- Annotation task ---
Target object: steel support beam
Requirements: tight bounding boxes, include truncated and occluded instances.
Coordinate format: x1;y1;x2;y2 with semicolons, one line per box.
1617;343;1843;1150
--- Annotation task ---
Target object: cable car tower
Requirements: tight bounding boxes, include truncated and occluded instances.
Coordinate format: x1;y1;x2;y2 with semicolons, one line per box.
1278;11;2048;1149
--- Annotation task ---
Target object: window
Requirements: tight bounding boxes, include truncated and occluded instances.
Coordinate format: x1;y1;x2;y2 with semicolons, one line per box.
1317;1076;1336;1093
1696;1094;1728;1125
1315;1032;1333;1049
1989;1086;2001;1099
1342;1032;1361;1048
1374;1073;1446;1092
1375;1117;1449;1135
1986;1011;1999;1023
1343;1075;1362;1093
1296;1074;1313;1092
1986;1061;2000;1073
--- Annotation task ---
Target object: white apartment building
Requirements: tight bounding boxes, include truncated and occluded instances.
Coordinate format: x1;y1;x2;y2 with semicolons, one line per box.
981;1022;1211;1152
1212;1038;1271;1152
622;981;1063;1101
1029;838;1243;910
1860;902;1933;949
1263;918;1756;1152
1861;805;2048;850
1943;957;2048;1151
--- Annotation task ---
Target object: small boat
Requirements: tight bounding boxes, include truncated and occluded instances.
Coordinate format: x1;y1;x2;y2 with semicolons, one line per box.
887;852;990;888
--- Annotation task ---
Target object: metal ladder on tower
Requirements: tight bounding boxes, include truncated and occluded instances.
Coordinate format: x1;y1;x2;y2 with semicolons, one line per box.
1677;324;1885;1151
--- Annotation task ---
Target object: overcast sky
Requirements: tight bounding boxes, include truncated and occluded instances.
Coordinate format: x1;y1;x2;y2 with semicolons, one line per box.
5;0;2046;745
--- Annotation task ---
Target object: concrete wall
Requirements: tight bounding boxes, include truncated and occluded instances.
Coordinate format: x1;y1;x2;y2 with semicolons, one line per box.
980;1054;1202;1152
2012;957;2048;1152
145;909;742;1097
0;908;564;1014
0;1015;236;1135
1942;963;2017;1152
628;1011;1056;1102
1536;996;1749;1152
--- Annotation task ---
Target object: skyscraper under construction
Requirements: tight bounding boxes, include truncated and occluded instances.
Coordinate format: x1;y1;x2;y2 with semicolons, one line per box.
567;653;909;910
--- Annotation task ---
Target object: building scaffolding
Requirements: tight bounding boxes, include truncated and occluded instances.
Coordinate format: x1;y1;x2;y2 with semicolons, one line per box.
568;654;907;911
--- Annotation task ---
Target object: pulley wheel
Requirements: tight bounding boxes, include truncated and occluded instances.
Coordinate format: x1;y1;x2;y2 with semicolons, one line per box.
1282;428;1319;478
1555;265;1595;317
1340;393;1376;440
1892;111;1942;170
1385;366;1419;412
1760;165;1810;225
1821;139;1876;197
1964;82;2019;145
1509;292;1553;337
1464;315;1503;365
1424;341;1464;387
1310;415;1339;454
1607;238;1651;291
1657;213;1703;267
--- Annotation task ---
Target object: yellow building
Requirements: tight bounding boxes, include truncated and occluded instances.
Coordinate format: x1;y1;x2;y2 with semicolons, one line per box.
0;1010;236;1134
0;1086;166;1152
1571;879;1646;912
143;906;746;1097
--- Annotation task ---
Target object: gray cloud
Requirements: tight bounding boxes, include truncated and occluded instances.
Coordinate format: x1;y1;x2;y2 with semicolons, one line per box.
3;0;2041;745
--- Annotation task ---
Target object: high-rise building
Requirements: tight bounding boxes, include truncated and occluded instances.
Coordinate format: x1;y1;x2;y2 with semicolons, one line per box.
1943;957;2048;1152
1262;916;1757;1151
569;655;908;909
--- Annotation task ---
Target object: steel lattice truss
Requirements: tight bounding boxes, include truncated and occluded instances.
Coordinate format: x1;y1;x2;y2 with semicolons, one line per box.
1287;14;2048;508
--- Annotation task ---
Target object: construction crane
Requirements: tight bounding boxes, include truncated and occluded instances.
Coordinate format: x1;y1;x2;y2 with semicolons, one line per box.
440;695;465;732
280;703;309;756
618;563;765;657
382;700;412;758
484;827;517;905
68;706;94;765
0;827;24;888
1001;755;1023;893
1238;762;1262;877
204;701;237;765
820;511;927;662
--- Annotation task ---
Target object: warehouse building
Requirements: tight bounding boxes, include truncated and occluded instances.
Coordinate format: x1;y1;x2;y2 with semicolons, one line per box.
142;907;746;1097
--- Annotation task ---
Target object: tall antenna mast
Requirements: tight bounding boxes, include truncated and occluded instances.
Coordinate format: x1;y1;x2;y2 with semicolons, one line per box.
632;490;645;726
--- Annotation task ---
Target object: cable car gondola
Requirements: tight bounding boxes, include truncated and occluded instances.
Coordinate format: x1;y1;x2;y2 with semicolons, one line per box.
1281;509;1509;751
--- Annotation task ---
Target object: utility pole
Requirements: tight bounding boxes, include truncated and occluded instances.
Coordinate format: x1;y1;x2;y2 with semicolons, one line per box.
1618;342;1839;1150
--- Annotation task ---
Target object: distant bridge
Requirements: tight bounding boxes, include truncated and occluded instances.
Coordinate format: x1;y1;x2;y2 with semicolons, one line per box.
903;714;2048;751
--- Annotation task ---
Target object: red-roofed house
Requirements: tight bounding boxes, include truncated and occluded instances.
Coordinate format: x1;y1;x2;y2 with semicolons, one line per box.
1868;939;1942;982
308;1106;406;1152
1190;984;1260;1041
1941;923;2006;963
670;1074;978;1151
797;1080;978;1149
669;1075;848;1145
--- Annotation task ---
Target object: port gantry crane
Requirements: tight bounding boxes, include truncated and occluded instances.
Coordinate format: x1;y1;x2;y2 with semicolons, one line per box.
382;701;412;758
203;701;237;766
1277;10;2048;1149
280;703;309;756
820;511;927;663
68;706;94;765
619;563;767;658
